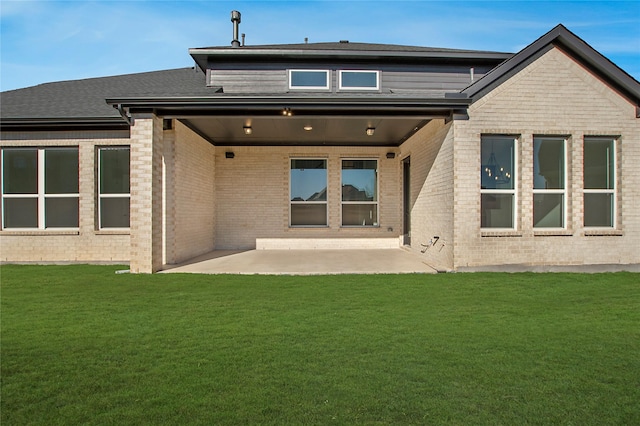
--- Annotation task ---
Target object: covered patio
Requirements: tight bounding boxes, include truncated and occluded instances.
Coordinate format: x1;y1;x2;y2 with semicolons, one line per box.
160;249;439;275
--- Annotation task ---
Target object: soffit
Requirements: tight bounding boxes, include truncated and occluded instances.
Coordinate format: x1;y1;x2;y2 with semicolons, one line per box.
118;95;468;147
180;116;429;147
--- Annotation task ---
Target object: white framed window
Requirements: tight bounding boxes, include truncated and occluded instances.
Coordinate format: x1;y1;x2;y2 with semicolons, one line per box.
533;137;567;229
339;70;379;90
288;70;330;90
584;137;616;228
290;159;327;227
481;136;517;230
98;147;130;229
341;159;378;227
1;147;79;230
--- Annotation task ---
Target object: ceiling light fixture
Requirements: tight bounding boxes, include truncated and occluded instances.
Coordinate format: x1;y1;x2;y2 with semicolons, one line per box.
282;108;293;116
303;125;313;131
366;127;375;136
243;125;252;135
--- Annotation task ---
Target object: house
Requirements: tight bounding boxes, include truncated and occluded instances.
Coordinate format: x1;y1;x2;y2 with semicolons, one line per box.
1;14;639;273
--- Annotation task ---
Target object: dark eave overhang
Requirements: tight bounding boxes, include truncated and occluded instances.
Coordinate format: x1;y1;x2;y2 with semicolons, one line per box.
189;47;513;70
106;95;471;118
0;116;130;132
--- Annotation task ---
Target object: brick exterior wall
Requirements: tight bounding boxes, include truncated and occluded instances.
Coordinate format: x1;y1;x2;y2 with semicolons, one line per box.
452;47;640;268
164;120;216;264
398;119;456;270
129;115;164;273
0;131;130;263
214;146;401;249
2;46;637;272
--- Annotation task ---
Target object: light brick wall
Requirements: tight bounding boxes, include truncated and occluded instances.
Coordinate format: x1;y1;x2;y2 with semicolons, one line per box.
214;146;401;249
164;120;216;264
452;47;640;268
0;131;130;263
129;115;164;273
399;119;455;270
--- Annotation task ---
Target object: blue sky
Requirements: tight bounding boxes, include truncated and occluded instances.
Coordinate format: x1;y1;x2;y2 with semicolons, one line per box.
1;0;638;92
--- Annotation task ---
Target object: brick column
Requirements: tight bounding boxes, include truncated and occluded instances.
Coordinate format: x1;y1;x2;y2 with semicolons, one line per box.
129;114;164;273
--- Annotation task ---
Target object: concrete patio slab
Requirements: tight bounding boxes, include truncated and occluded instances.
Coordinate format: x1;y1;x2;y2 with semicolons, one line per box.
160;249;438;275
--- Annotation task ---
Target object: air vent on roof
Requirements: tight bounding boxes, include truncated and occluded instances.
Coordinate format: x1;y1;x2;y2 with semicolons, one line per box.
339;40;349;44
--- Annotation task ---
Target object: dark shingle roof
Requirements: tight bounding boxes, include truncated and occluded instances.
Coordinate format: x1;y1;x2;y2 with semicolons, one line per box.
1;67;216;120
195;41;507;55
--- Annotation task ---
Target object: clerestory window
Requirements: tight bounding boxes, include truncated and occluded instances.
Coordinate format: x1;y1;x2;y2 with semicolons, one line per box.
288;70;330;90
339;70;379;90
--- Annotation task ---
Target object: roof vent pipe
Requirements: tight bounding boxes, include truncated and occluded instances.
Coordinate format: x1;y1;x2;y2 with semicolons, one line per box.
231;10;241;48
242;33;246;47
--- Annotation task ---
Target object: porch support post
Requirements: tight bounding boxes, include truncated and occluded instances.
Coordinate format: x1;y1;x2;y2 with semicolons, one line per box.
129;114;164;273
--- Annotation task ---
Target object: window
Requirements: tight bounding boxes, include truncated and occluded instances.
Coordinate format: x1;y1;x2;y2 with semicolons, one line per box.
339;70;379;90
481;136;516;229
584;137;616;228
2;147;79;229
98;147;130;229
533;137;566;228
290;159;327;226
342;159;378;226
289;70;330;90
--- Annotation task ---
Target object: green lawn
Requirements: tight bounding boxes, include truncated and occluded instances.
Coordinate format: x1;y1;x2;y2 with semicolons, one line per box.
1;265;639;425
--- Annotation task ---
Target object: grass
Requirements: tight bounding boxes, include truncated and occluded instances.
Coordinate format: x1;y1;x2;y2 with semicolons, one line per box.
1;265;639;425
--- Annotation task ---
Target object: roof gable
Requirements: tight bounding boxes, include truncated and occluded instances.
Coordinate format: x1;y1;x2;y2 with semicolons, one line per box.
462;24;640;111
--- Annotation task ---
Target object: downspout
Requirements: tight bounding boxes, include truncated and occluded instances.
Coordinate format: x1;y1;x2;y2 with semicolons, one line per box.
115;104;134;126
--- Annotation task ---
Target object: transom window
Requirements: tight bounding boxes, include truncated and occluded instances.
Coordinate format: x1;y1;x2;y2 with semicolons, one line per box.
584;137;616;228
481;136;517;229
533;137;566;228
342;159;378;226
1;147;79;229
290;159;327;226
98;147;130;229
339;70;379;90
288;70;330;90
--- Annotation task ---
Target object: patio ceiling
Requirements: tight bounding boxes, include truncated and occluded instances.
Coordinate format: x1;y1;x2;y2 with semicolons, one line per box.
180;116;429;146
109;95;471;147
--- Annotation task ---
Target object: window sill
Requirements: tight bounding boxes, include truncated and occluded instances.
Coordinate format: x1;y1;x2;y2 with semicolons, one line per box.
481;230;523;237
0;230;79;236
288;226;330;229
534;230;573;237
584;229;623;236
95;230;130;235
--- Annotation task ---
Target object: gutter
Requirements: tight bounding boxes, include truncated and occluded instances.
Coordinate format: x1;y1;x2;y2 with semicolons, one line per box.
106;95;471;109
106;96;471;121
0;116;130;132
